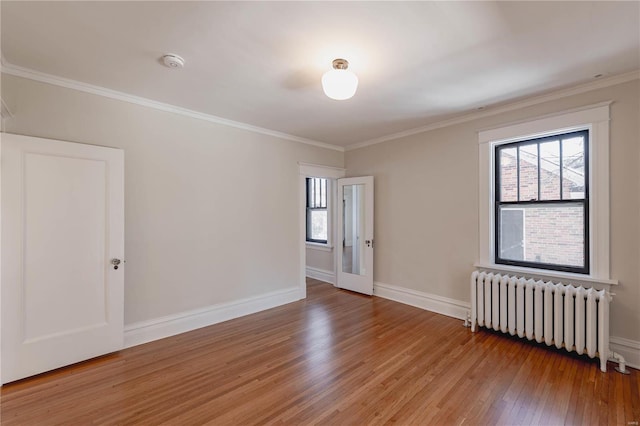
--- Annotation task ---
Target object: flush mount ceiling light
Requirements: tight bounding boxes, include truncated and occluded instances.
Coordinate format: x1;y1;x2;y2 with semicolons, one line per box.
322;59;358;100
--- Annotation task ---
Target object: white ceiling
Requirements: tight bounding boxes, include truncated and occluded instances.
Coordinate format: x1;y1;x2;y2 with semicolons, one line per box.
2;1;639;148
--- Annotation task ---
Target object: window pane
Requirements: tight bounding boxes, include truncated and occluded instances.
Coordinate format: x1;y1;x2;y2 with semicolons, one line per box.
308;177;328;208
499;147;517;202
498;204;585;268
562;136;585;200
519;144;538;201
539;140;560;200
499;208;524;260
310;210;327;241
314;178;321;207
321;178;327;208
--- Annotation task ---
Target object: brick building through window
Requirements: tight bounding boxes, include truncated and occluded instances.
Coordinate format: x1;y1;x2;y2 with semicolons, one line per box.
495;131;587;273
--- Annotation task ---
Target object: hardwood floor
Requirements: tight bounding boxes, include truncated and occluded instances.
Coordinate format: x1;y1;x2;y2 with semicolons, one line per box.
1;278;638;425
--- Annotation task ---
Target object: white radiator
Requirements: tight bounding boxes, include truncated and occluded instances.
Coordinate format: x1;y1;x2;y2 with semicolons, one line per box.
470;271;611;372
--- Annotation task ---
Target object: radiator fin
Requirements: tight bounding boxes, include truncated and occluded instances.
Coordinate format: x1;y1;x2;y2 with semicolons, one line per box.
470;271;610;372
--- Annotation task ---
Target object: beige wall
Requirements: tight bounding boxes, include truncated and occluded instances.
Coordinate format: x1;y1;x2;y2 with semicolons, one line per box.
346;79;640;342
1;74;343;325
306;247;334;273
3;72;638;344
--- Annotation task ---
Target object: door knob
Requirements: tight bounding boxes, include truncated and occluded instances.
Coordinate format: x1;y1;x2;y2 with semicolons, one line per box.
111;258;121;270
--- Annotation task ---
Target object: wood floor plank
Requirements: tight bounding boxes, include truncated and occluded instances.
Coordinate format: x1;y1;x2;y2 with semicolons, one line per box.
1;278;638;425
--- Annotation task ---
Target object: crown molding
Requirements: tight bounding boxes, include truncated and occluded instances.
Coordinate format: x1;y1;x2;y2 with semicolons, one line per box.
1;98;13;119
0;60;345;152
2;56;637;154
345;70;640;152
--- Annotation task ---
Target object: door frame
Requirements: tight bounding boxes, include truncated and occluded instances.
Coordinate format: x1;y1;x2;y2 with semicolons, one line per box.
298;163;345;299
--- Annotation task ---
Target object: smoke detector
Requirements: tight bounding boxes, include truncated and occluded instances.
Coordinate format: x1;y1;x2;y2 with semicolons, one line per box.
162;54;185;69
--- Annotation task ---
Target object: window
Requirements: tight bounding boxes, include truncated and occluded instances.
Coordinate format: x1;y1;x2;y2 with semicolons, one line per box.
306;177;328;244
495;130;589;274
477;103;612;283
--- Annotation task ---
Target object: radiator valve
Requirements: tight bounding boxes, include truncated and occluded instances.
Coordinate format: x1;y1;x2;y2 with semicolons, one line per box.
610;351;630;375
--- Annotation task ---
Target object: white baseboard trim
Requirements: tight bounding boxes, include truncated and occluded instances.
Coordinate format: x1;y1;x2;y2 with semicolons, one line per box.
306;267;336;285
124;287;300;349
610;336;640;370
373;281;470;320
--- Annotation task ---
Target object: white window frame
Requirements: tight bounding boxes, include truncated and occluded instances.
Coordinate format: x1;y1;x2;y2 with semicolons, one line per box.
476;102;617;286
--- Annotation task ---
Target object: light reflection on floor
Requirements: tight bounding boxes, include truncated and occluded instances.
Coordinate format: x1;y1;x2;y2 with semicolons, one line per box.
303;303;334;379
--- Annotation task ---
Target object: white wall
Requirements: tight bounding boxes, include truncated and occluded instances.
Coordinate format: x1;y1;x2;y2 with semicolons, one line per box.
1;74;344;326
346;79;640;344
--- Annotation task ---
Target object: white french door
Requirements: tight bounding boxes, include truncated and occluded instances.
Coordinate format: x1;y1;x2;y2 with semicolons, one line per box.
337;176;374;295
1;133;124;384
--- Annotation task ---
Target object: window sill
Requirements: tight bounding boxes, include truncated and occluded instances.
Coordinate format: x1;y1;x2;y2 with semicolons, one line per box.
306;242;333;252
474;262;618;287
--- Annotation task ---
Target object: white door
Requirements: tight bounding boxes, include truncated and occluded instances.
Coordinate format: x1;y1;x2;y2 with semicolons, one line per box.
1;133;124;384
337;176;374;295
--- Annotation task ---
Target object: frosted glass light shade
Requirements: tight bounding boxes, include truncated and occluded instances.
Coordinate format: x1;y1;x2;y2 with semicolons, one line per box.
322;69;358;100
